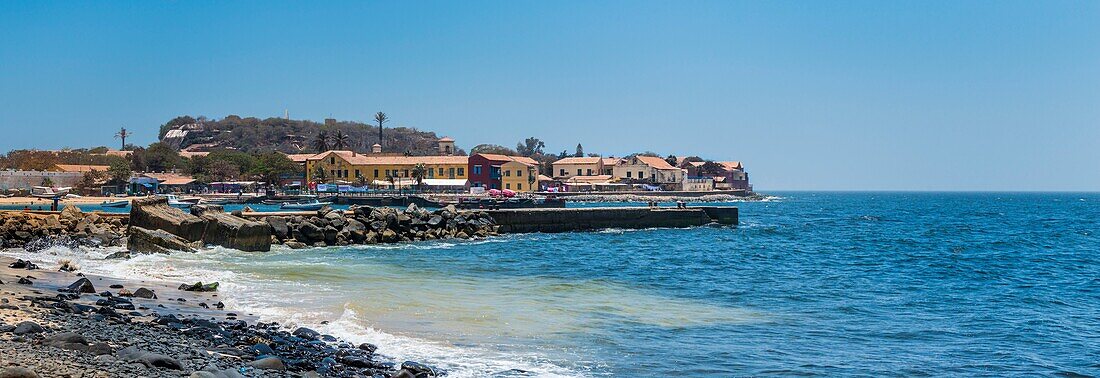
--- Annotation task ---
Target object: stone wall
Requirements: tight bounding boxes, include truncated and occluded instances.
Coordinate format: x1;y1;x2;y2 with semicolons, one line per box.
484;207;734;234
0;170;83;190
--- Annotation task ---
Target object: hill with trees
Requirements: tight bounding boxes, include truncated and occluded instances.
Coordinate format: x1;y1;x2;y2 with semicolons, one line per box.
158;115;464;156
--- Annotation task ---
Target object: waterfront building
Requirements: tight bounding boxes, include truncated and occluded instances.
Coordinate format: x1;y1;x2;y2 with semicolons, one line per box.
467;153;539;190
304;150;468;186
500;160;538;192
612;155;685;189
552;157;604;178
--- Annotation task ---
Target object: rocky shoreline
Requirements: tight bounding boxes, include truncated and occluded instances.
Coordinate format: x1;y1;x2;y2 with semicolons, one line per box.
0;256;440;378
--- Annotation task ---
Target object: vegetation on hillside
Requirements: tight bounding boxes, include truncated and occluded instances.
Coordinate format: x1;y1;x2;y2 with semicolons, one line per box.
158;115;463;156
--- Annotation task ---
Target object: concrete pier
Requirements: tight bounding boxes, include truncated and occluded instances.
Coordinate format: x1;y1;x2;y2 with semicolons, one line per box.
484;206;737;234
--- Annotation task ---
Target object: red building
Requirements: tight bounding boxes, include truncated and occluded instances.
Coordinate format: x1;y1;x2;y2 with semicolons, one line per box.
468;153;539;190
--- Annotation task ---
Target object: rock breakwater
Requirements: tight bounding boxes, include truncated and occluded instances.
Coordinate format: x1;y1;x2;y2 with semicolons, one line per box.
264;204;499;249
0;206;127;250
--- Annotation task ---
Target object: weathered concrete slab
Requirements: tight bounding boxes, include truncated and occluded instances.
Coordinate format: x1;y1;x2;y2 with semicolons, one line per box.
483;207;735;233
129;197;206;242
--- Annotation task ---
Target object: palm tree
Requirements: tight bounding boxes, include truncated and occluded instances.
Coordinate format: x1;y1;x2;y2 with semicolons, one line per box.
412;163;427;190
114;127;131;150
313;130;330;152
374;112;388;149
332;130;349;150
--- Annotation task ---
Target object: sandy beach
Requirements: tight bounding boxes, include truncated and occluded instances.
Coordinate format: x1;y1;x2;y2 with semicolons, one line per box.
0;255;435;377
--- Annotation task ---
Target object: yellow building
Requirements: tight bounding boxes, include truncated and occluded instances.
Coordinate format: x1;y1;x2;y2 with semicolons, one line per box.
500;160;538;192
304;150;469;185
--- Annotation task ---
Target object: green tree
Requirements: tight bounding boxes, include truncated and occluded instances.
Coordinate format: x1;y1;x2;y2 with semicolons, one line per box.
412;163;427;189
665;155;678;167
141;143;185;172
575;144;584;157
249;152;299;185
313;131;329;152
107;160;132;184
332;130;350;150
40;177;54;187
516;137;545;156
75;170;106;195
471;144;518;156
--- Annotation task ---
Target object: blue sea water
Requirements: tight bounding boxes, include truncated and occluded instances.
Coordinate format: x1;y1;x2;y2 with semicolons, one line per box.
6;192;1099;377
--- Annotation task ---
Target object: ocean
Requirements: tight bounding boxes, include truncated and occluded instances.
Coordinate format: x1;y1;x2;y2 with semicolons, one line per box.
4;192;1098;377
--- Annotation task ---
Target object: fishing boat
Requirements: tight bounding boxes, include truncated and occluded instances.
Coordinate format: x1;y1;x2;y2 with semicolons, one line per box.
30;186;71;198
280;198;332;211
100;199;130;208
158;194;200;208
199;198;231;205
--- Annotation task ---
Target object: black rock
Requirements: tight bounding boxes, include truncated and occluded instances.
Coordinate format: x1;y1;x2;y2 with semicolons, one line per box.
65;277;96;294
17;277;32;285
292;327;320;340
358;343;378;353
12;321;44;335
132;288;156;299
117;346;182;370
8;259;38;270
251;343;275;356
401;361;437;377
109;284;124;289
179;281;219;292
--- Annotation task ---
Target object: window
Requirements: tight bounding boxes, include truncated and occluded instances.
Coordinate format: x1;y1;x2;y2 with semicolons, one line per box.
505;183;511;189
330;170;336;177
374;169;379;178
330;157;335;164
474;165;482;175
587;169;593;175
626;171;632;178
517;183;522;190
559;168;565;176
438;168;444;176
517;169;523;177
355;169;360;178
504;170;511;177
403;169;409;177
638;171;644;179
577;169;582;175
457;167;464;176
448;167;456;178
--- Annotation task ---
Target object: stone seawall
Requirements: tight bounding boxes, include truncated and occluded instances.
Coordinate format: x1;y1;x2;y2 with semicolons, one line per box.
483;206;737;234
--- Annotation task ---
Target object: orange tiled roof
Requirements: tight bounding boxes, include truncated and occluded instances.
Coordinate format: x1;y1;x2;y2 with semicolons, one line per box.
473;153;538;165
310;151;469;165
553;157;602;165
719;161;743;170
633;155;677;170
142;173;196;186
54;164;110;173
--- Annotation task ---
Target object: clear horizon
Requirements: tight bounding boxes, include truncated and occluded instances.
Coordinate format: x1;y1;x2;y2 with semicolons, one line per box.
1;1;1097;191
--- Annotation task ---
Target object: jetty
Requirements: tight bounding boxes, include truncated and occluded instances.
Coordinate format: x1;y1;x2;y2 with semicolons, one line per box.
239;206;738;234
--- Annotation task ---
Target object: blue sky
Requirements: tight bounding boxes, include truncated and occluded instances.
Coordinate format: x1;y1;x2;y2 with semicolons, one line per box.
1;1;1097;191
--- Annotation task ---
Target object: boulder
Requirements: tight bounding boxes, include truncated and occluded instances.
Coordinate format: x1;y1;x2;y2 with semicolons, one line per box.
12;321;44;335
117;346;183;370
0;367;39;378
266;217;289;240
64;277;96;294
59;205;83;224
249;356;286;371
178;282;218;292
129;197;207;242
198;211;271;252
128;226;198;254
132;288;157;299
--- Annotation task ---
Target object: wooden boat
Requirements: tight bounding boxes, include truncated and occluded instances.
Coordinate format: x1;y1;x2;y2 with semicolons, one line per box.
31;186;71;198
280;198;332;211
159;194;198;208
100;200;130;208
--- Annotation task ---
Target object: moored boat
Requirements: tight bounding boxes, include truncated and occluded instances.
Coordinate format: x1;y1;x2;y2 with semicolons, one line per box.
280;198;332;211
30;186;71;198
100;199;130;208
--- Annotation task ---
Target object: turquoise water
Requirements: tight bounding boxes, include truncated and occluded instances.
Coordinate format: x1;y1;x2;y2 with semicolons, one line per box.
5;192;1099;376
